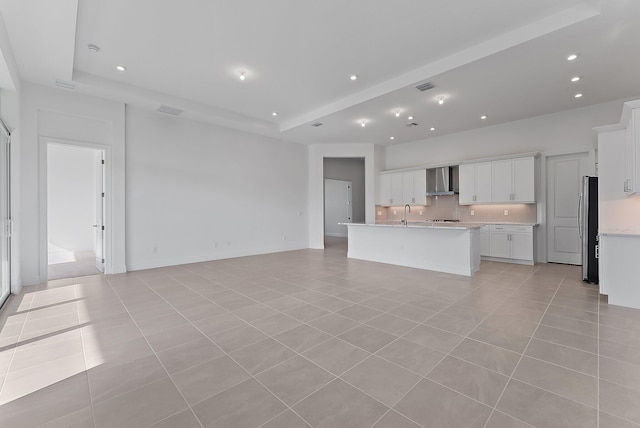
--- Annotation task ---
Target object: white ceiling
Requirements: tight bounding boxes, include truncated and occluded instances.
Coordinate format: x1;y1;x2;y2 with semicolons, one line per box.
1;0;639;145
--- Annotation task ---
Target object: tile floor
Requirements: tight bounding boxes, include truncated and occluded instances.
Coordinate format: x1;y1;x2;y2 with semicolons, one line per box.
48;245;102;280
0;237;639;427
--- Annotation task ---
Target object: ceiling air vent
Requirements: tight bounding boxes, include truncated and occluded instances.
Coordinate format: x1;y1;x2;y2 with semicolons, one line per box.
406;122;419;127
415;81;435;92
311;122;323;127
55;80;75;90
157;105;184;116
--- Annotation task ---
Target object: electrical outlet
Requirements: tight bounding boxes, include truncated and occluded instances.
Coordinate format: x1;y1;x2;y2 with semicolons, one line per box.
419;210;423;216
470;210;475;216
377;211;382;216
392;210;397;215
503;209;509;216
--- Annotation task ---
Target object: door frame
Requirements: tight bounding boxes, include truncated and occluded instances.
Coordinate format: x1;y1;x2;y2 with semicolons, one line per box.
0;117;10;307
38;137;113;280
541;147;596;263
323;178;353;238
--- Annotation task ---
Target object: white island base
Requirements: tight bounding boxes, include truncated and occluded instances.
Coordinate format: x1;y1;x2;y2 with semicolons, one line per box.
345;223;481;276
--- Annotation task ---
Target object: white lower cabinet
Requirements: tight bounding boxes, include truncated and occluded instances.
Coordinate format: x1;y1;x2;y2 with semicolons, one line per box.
484;225;534;264
480;226;490;256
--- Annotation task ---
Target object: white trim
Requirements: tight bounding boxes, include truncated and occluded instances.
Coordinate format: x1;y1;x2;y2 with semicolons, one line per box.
38;137;115;279
325;233;348;238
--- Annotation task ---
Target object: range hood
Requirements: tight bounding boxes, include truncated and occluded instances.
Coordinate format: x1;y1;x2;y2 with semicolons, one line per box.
425;166;459;196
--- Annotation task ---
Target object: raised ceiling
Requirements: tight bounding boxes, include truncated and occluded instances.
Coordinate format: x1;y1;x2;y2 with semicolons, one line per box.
1;0;639;145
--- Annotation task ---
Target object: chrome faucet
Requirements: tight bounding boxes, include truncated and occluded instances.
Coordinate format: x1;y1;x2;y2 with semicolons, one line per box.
403;204;411;226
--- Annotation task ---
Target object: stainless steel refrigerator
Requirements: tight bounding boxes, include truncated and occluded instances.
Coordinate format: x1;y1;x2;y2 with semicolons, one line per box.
579;176;598;283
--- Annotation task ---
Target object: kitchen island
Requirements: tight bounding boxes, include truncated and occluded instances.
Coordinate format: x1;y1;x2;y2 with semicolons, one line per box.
343;222;482;276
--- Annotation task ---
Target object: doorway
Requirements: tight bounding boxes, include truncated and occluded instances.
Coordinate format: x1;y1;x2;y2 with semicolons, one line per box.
47;143;105;280
323;158;365;250
546;152;590;264
324;179;352;238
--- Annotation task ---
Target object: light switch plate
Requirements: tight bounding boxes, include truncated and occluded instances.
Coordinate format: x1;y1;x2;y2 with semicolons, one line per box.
470;210;475;216
377;211;382;216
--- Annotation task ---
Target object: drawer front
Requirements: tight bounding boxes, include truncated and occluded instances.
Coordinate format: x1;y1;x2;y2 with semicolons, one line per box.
489;225;532;234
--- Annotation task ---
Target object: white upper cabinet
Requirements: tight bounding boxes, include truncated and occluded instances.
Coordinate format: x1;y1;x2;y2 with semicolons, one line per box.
492;157;535;203
623;108;639;196
459;162;491;204
460;156;535;205
512;157;535;202
405;169;428;205
458;164;475;205
378;170;429;206
491;160;513;202
379;173;393;205
476;162;493;203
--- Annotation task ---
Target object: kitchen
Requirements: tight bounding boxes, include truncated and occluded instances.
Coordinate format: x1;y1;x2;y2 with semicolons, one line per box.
344;154;538;276
339;98;640;312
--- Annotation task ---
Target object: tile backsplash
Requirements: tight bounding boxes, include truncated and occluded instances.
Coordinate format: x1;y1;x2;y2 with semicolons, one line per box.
376;195;537;223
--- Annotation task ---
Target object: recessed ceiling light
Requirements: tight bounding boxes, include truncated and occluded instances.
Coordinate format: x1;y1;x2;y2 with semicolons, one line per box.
571;76;581;82
407;116;414;120
567;53;579;61
437;96;445;105
481;115;488;120
360;120;367;127
574;93;583;98
389;136;395;140
350;75;358;81
239;70;246;81
430;127;436;131
87;44;100;53
272;112;278;116
394;109;401;117
116;65;126;71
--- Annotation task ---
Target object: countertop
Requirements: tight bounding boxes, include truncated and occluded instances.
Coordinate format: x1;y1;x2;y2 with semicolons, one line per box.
599;228;640;237
342;222;483;230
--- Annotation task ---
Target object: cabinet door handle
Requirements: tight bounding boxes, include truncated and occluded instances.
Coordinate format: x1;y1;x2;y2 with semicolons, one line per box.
390;199;393;204
412;197;415;203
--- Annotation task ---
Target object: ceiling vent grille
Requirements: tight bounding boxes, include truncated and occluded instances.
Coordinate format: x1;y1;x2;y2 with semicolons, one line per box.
406;122;419;127
157;105;184;115
415;81;435;92
311;122;323;127
55;80;75;90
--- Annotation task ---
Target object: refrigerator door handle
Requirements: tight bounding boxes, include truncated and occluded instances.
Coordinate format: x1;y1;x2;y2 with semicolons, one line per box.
577;193;583;239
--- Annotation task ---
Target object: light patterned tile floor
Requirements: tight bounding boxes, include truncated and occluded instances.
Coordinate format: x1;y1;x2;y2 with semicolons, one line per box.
0;237;638;427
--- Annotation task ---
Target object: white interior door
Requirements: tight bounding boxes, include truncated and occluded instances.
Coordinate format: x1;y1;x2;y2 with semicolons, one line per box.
324;179;352;237
94;151;105;272
0;125;10;307
547;152;589;264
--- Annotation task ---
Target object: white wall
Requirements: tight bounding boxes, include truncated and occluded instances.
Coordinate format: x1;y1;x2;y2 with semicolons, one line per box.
47;144;97;252
125;106;308;270
385;99;628;262
308;144;379;249
20;83;126;285
323;158;365;223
